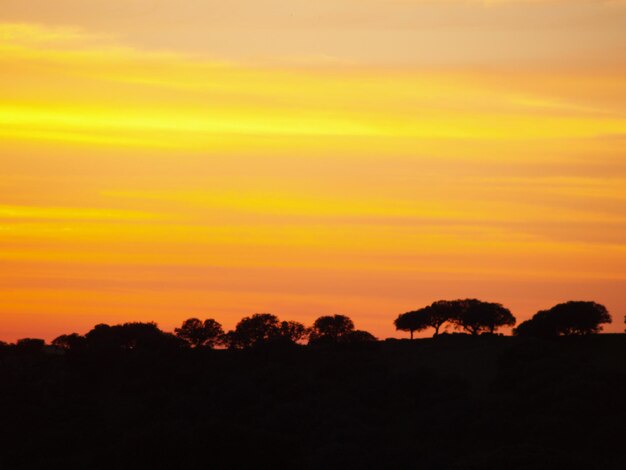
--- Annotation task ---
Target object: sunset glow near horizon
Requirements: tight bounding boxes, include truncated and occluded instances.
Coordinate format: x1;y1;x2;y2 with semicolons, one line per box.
1;1;625;341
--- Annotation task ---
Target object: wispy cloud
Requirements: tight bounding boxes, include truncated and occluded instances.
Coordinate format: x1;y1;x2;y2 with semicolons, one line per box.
1;23;624;152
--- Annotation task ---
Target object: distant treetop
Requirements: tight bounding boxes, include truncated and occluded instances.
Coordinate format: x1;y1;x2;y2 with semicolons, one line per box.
514;301;611;338
309;314;376;345
175;318;224;349
395;299;515;338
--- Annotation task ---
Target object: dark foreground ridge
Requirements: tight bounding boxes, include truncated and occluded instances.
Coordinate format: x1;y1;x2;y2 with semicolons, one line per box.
1;333;626;469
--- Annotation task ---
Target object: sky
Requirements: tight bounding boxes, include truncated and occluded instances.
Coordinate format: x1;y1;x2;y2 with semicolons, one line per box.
1;0;625;341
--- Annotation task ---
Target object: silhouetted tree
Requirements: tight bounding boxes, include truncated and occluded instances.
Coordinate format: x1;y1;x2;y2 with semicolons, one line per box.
450;299;515;335
514;301;611;337
425;301;459;336
344;330;377;343
309;314;354;344
513;308;559;338
84;323;116;350
225;313;282;349
15;338;46;354
85;322;183;352
3;314;626;469
308;314;376;345
394;309;431;339
551;301;611;335
175;318;224;348
52;333;86;351
279;320;309;343
395;301;457;338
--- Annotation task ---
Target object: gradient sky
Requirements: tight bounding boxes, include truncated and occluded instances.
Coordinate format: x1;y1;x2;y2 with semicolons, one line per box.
1;0;625;341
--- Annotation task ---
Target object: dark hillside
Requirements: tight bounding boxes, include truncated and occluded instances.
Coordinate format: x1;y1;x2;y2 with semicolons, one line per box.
1;335;625;469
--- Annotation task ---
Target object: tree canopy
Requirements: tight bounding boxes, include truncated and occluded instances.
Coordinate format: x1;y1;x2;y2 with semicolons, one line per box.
175;318;224;349
279;320;309;343
224;314;310;349
514;301;611;337
309;314;354;344
15;338;46;354
84;322;183;352
52;333;86;351
309;314;376;345
395;299;515;338
450;299;516;335
225;313;281;349
394;308;434;339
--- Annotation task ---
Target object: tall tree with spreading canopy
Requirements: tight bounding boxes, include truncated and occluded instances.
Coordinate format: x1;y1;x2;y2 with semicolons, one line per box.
394;308;432;339
395;299;511;338
425;300;459;336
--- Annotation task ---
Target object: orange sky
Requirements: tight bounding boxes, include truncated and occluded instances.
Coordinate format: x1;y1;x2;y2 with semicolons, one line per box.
1;1;625;341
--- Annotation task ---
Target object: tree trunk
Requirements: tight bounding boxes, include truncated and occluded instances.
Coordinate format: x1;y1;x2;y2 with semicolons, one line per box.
410;330;414;340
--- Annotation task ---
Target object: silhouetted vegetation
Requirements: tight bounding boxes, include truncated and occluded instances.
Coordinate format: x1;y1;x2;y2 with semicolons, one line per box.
395;299;516;338
279;320;310;343
308;314;377;345
514;301;612;338
224;313;310;349
83;321;184;353
52;333;86;351
174;318;225;348
14;337;46;354
1;301;624;468
451;299;516;335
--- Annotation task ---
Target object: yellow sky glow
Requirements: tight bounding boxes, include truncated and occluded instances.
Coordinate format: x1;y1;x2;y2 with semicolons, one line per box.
1;1;625;341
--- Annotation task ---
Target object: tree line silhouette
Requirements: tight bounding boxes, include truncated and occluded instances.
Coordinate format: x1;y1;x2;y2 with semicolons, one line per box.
35;313;374;355
1;298;625;468
395;299;613;339
0;299;617;355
